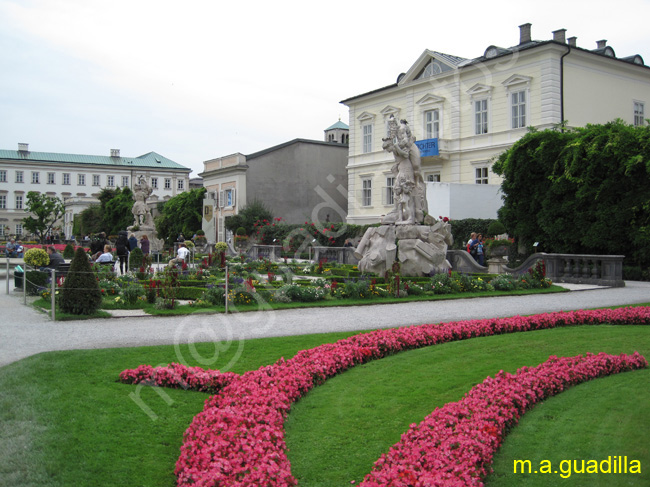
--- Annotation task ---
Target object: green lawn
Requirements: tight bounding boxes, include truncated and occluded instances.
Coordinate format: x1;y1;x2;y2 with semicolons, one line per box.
1;315;649;486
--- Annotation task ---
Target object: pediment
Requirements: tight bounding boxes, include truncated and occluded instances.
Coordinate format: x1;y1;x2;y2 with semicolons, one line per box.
416;93;446;106
357;111;376;122
502;74;532;87
466;83;493;97
380;105;401;118
400;50;455;84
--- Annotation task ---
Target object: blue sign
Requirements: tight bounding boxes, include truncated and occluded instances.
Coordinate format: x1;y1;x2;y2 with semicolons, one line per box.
415;138;439;157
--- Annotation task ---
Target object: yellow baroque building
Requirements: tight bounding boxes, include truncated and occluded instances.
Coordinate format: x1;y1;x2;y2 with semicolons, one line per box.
341;23;650;224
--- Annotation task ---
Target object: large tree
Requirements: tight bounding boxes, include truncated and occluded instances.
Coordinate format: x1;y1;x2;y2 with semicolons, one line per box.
77;187;134;236
155;188;206;244
224;199;273;236
22;191;65;243
492;120;650;268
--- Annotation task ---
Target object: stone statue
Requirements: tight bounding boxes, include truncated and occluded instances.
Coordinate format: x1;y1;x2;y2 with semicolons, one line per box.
354;117;451;277
381;116;428;225
132;175;153;227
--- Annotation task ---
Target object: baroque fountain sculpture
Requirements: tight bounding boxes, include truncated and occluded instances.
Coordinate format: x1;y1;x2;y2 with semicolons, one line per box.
354;116;453;276
128;175;165;253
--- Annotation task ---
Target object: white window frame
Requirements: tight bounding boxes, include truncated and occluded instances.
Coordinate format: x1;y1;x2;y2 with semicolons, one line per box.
0;195;6;209
63;173;71;185
177;179;184;190
47;172;55;184
426;173;441;182
424;109;440;139
78;174;86;186
151;177;158;189
362;123;373;153
511;90;527;129
164;178;171;190
15;223;23;236
0;224;5;236
634;101;645;126
16;171;24;183
15;194;23;210
92;175;101;186
31;172;40;184
474;99;489;135
122;176;129;187
107;175;115;187
361;178;372;207
475;167;489;184
384;176;395;206
0;170;6;183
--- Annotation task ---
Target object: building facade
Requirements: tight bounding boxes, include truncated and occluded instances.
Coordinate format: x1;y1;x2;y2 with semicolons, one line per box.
0;144;192;239
341;23;650;224
200;123;349;243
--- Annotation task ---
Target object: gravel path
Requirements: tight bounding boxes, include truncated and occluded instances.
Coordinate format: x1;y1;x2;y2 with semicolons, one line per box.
1;279;649;368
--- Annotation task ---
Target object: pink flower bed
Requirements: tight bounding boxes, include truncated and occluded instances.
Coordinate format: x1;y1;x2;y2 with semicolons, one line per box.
360;352;647;486
119;362;239;394
167;306;650;486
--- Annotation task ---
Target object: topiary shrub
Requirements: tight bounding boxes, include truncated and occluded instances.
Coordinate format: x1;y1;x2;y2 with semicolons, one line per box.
59;248;103;315
486;220;507;237
24;248;49;268
25;270;49;295
129;247;144;270
63;243;75;259
236;227;247;237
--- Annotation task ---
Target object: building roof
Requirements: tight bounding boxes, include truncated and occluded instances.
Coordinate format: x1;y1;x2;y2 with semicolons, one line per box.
325;120;349;131
0;148;191;171
246;138;348;161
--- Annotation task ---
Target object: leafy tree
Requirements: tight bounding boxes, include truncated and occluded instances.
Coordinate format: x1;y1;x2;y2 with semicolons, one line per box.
492;120;650;268
78;205;104;236
59;248;102;315
77;188;134;236
22;192;65;243
155;188;206;244
224;199;274;236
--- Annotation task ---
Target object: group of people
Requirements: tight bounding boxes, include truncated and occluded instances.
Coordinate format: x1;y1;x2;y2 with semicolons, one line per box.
89;231;151;274
4;238;24;258
466;232;486;266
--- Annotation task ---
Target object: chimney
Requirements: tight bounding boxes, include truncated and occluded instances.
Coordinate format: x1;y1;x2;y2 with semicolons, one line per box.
110;149;120;158
519;23;532;45
18;143;29;152
552;29;566;43
596;39;607;49
567;36;577;47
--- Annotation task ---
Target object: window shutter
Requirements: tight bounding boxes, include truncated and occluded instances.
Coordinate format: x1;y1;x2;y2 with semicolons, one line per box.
232;189;236;206
219;191;225;208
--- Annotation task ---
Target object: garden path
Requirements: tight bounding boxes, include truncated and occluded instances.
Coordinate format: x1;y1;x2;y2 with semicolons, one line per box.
1;277;649;368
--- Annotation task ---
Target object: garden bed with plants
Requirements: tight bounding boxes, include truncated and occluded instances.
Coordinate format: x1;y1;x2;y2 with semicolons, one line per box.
29;252;559;318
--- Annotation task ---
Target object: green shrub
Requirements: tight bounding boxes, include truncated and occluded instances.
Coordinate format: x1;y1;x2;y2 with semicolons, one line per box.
486;220;507;236
236;227;247;236
129;247;144;269
23;248;49;268
121;283;145;305
25;270;49;295
176;287;205;300
59;248;102;315
203;286;226;305
63;244;75;259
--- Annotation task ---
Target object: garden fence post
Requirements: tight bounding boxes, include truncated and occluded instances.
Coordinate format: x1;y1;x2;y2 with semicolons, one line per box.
51;269;56;321
23;265;27;305
225;264;229;314
5;259;8;295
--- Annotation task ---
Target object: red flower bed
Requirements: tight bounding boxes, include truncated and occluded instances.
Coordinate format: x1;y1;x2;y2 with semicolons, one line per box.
360;352;647;486
119;363;238;394
166;307;650;486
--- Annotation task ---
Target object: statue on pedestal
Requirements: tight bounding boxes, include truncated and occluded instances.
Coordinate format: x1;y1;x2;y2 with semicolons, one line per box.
354;116;452;277
128;175;165;253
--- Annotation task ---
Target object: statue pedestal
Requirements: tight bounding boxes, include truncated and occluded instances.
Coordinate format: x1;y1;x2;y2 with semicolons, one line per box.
355;221;453;277
487;256;508;275
128;225;165;254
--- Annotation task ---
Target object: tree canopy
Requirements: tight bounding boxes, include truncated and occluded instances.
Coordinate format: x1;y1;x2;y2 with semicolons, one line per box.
22;191;65;242
224;199;274;236
76;187;134;237
492;120;650;268
155;188;206;244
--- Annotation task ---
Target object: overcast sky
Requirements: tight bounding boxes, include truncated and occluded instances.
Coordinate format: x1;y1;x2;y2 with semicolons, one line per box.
2;0;650;177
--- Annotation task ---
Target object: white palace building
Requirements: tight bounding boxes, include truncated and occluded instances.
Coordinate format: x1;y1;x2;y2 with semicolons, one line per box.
341;23;650;223
0;144;191;239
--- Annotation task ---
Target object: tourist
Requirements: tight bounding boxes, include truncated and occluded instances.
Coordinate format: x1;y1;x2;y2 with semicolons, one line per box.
115;231;130;274
5;238;19;258
344;238;354;248
128;233;138;251
467;233;479;262
140;234;150;256
94;245;114;263
168;243;189;267
476;234;485;266
41;246;65;272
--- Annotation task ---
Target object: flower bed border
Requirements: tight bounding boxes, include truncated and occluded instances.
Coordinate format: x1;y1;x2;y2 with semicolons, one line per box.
121;307;650;485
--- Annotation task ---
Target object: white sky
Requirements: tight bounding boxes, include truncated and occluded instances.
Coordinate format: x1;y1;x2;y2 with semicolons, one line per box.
2;0;650;177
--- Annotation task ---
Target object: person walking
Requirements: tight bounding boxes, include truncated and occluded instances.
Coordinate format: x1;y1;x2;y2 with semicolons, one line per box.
115;231;130;274
139;234;150;256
